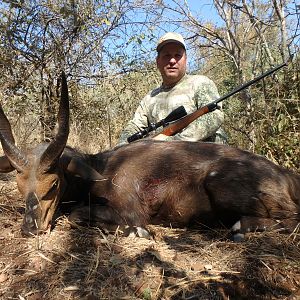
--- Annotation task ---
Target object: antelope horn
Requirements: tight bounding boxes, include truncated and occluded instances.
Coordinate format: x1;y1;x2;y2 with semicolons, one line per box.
39;71;70;171
0;105;28;172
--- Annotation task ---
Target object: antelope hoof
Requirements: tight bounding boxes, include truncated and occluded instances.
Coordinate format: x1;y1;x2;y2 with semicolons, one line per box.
124;226;151;239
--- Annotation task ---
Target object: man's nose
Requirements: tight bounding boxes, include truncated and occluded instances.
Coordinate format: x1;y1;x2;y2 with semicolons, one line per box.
169;57;176;64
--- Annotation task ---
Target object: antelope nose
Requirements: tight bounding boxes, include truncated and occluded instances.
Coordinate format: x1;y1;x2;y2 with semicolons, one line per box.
21;217;38;236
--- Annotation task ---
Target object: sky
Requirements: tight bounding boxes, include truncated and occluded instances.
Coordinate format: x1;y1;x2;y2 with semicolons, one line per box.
182;0;222;24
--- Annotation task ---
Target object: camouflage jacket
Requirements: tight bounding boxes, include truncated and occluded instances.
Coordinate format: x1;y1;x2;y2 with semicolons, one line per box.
118;74;225;145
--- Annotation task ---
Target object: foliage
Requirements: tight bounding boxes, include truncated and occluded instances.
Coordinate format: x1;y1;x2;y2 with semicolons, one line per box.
68;65;160;150
0;0;299;171
0;0;160;139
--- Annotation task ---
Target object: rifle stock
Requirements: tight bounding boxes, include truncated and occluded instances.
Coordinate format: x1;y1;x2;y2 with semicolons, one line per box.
160;105;212;136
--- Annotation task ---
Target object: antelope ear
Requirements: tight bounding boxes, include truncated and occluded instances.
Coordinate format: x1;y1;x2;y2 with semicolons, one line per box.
64;158;106;182
0;156;15;173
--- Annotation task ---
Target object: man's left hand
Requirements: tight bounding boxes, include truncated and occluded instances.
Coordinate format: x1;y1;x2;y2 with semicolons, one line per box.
153;134;169;141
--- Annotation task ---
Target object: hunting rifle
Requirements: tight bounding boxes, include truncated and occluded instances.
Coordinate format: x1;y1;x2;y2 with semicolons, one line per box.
127;61;287;143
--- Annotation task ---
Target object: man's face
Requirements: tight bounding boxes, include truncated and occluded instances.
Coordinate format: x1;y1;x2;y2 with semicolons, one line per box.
156;42;187;87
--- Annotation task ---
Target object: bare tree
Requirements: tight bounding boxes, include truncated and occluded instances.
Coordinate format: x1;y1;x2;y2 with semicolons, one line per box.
0;0;163;140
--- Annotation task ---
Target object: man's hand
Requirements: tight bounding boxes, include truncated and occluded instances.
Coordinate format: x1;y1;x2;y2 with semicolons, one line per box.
153;133;169;141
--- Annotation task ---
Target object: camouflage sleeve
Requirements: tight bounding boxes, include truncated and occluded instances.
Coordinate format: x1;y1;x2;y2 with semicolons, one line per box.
166;77;224;142
117;96;150;145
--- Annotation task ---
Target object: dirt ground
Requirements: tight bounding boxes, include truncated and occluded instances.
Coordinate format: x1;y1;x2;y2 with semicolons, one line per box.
0;173;300;300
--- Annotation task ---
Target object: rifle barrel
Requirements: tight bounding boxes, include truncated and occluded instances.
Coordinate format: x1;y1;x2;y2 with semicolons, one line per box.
215;62;287;104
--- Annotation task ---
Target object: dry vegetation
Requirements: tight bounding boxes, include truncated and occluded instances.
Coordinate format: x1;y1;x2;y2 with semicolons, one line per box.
0;1;299;298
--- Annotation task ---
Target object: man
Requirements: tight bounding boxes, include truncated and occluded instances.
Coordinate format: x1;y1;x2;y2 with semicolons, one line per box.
118;32;226;145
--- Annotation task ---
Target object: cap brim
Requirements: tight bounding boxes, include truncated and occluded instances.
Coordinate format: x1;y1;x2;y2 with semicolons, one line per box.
156;40;186;52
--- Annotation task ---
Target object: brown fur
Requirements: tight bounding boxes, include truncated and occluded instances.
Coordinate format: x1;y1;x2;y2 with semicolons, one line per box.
69;140;300;236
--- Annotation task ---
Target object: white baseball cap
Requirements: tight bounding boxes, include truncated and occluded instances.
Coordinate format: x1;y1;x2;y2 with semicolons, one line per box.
156;32;186;52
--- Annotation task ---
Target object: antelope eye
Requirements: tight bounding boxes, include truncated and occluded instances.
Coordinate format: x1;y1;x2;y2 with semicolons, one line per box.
42;179;59;200
51;180;59;190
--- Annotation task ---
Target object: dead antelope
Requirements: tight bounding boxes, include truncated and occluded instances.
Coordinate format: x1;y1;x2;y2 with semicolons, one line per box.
0;73;299;240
